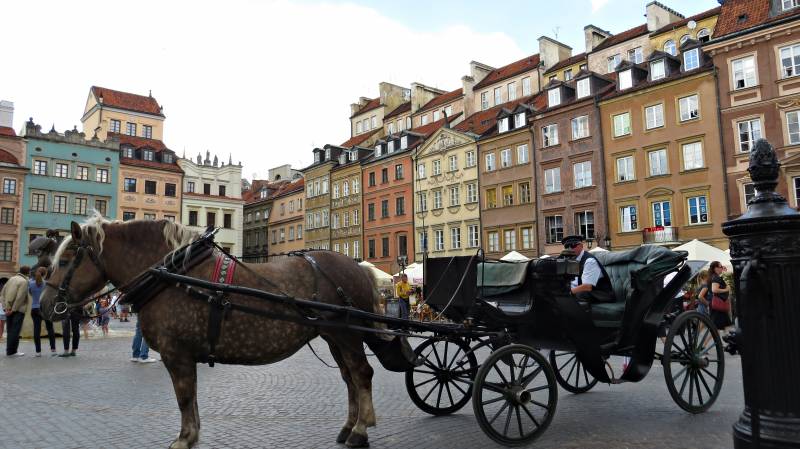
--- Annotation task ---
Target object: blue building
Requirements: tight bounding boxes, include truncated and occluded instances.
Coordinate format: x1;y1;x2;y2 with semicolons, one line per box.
20;119;119;265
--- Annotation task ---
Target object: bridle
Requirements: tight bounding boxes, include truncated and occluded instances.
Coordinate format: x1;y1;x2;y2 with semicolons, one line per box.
47;237;108;318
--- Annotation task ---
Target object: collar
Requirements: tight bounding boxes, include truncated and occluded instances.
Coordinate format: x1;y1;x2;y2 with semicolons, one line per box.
576;249;586;260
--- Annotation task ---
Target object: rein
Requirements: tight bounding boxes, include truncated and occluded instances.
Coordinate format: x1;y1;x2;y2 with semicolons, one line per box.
48;240;109;319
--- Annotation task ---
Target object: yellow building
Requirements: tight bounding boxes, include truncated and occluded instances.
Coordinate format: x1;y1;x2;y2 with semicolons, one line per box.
649;6;720;56
81;86;165;142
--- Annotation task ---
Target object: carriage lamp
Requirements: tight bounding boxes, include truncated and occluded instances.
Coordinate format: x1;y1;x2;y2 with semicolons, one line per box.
397;255;408;272
603;236;612;250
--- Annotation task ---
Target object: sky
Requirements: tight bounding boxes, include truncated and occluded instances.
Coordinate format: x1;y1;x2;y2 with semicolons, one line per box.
1;0;719;180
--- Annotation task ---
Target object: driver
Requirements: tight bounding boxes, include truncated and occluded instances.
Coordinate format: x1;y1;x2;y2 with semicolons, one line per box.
562;235;615;303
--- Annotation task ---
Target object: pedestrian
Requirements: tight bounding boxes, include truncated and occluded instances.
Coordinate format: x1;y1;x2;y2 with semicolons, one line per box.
97;298;111;337
394;274;412;320
695;270;711;316
131;314;156;363
708;261;733;334
2;266;31;357
60;307;82;357
29;267;57;356
0;279;6;342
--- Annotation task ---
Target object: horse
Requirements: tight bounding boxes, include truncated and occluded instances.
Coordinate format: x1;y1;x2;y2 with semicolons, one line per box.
39;215;415;449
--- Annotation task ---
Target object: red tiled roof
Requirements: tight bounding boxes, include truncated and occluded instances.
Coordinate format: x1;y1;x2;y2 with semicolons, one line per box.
341;128;381;148
0;126;16;138
410;112;463;138
474;54;541;90
384;102;411;119
274;177;304;197
91;86;163;116
243;179;281;203
454;97;533;136
0;149;20;165
543;53;588;75
650;6;721;36
350;98;381;118
120;157;184;173
111;133;169;152
417;88;464;113
591;24;649;52
714;0;800;39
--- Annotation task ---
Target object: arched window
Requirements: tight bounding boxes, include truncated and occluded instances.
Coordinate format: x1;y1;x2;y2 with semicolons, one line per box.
697;28;710;42
679;34;691;46
663;40;677;56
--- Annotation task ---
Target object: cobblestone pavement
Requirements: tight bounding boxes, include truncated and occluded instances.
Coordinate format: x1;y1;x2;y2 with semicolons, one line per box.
0;317;742;449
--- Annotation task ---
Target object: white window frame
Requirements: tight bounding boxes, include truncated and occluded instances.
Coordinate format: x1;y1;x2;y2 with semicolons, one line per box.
507;81;517;101
494;87;502;106
737;118;762;152
732;56;757;90
514;112;525;128
480;92;489;110
571;115;589;140
788;110;800;144
619;70;633;90
432;160;441;175
498;117;509;133
468;225;479;248
781;43;800;78
645;103;664;129
516;144;529;164
683;48;700;71
617;156;635;181
485;153;496;171
542;124;559;147
544;167;561;193
648;149;668;176
467;183;478;203
652;201;672;226
687;195;709;225
679;95;699;121
682;141;704;170
663;40;677;56
466;150;476;167
433;190;442;209
573;161;592;188
449;185;460;206
607;54;621;72
621;205;638;232
548;88;561;107
450;227;461;250
629;46;643;64
434;229;444;251
449;155;458;172
576;78;590;98
650;59;666;81
613;112;631;137
522;77;531;96
500;149;512;168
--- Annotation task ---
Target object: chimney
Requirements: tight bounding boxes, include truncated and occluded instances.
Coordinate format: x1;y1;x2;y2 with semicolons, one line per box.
646;1;684;32
584;25;613;53
378;82;409;111
538;36;572;71
0;100;13;128
410;83;445;113
469;61;494;86
462;76;477;118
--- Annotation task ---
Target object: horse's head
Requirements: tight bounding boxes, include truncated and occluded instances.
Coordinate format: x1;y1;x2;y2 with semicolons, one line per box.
40;221;109;321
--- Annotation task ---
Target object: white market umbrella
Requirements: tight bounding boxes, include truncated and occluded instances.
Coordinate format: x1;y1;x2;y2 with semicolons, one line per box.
500;251;531;262
672;239;732;269
395;262;424;285
538;254;551;259
359;261;393;288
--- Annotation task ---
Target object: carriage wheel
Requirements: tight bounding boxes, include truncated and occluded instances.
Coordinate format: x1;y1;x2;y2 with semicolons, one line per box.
472;344;558;446
549;350;598;394
405;338;478;416
663;311;725;414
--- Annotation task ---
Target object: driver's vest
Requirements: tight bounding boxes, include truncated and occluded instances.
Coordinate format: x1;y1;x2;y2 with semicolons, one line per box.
578;251;614;294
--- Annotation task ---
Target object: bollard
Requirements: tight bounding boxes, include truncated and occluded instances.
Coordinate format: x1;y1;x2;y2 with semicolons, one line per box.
722;139;800;449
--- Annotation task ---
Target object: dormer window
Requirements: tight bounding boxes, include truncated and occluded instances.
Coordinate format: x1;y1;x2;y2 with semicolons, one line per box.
784;0;800;10
388;122;395;134
400;136;408;149
324;148;331;160
314;152;321;163
514;112;525;128
374;145;382;157
498;117;509;133
349;151;357;162
163;153;173;164
697;28;710;42
619;70;633;90
123;147;134;158
388;140;395;153
548;88;561;107
260;189;267;199
576;78;590;98
143;150;154;161
650;59;666;81
683;48;700;71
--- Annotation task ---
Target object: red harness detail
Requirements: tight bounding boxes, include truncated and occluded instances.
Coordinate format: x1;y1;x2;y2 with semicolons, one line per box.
211;252;237;284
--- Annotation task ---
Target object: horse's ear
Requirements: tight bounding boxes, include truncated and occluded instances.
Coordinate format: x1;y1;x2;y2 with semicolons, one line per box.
70;221;82;241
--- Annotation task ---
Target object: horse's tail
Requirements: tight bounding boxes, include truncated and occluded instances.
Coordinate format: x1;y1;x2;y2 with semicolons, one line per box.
359;266;420;372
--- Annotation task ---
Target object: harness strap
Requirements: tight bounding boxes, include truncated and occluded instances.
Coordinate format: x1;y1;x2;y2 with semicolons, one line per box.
206;291;230;367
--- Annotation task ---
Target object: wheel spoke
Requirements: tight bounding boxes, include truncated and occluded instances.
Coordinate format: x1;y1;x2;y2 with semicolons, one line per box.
558;354;577;372
520;403;541;428
526;385;549;393
493;364;510;385
414;376;438;389
450;379;468;396
515;404;525;438
517;355;530;381
503;404;513;436
678;367;691;396
671;365;688;382
574;360;582;386
530;399;550;410
482;381;506;394
422;379;440;402
521;365;543;387
435;380;444;409
443;342;449;372
446;346;464;371
444;380;455;408
697;369;714;398
431;343;444;368
414;369;437;375
482;395;506;406
688;369;695;406
700;367;719;382
583;363;590;386
694;370;704;405
488;400;510;425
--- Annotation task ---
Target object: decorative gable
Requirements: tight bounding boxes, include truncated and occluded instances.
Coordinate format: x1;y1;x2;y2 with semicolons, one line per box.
417;128;474;158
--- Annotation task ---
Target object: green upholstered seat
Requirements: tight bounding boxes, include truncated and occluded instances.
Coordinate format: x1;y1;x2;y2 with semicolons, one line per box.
477;261;530;297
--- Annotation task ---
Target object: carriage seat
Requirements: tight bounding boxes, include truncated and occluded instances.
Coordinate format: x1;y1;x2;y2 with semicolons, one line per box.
588;246;682;327
477;260;533;314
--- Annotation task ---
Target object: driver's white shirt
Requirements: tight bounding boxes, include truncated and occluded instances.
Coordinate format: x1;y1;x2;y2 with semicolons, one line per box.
571;250;602;289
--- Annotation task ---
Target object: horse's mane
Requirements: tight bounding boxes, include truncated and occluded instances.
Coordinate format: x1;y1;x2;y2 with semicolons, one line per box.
53;212;199;271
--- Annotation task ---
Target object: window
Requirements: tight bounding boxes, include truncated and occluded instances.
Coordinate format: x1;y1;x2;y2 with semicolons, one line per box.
575;211;595;239
145;180;157;194
96;168;109;183
432;160;441;175
697;28;710;42
628;47;643;64
511;147;527;168
381;168;388;184
488;231;499;252
486;188;496;209
679;95;699;121
123;211;136;222
688;196;709;225
577;78;590;98
395;164;404;180
381;200;389;218
564;69;573;81
522;77;531;96
621;205;638;232
352;179;359;194
788;111;800;144
31;193;46;212
466;183;478;203
53;195;67;213
124;178;137;192
784;0;800;10
396;197;405;215
74;165;89;181
0;241;11;262
547;88;561;107
219;185;226;196
607;54;621;72
123;147;135;158
110;119;121;133
507;81;517;101
650;59;666;81
143;125;152;139
2;178;15;195
95;200;107;216
498;117;509;133
33;160;47;176
500;149;512;168
356;122;363;134
55;163;69;178
544;167;561;193
368;172;376;187
794;177;800;205
342;182;349;197
74;197;87;215
468;225;479;248
737;118;762;152
352;239;358;257
781;44;800;78
732;56;757;89
645;104;664;130
371;116;377;129
451;227;461;249
206;212;216;227
416;162;427;180
683;48;700;71
143;213;156;221
613;112;631;137
617;156;635;181
499;185;512;206
449;186;460;206
519;182;531;204
126;122;137;136
466;150;476;167
481;92;489;110
445;105;453;117
514;112;525;128
503;229;516;251
433;190;442;209
0;208;13;224
542;124;559;147
224;213;232;229
679;34;691;46
434;230;444;251
663;40;677;56
682;142;704;170
187;181;195;193
494;87;502;105
649;149;668;176
203;183;211;195
545;215;563;244
449;155;458;172
571;115;589;139
619;70;633;90
653;201;672;226
485;153;496;171
433;111;440;122
573;161;592;188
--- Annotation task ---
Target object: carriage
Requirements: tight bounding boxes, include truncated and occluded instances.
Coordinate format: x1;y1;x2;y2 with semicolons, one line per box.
402;245;725;446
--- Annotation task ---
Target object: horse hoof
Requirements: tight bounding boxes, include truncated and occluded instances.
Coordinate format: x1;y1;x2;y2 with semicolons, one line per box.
345;432;369;448
169;439;193;449
336;427;352;444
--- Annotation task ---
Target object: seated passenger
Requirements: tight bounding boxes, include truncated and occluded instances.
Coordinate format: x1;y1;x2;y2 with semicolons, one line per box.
562;235;615;303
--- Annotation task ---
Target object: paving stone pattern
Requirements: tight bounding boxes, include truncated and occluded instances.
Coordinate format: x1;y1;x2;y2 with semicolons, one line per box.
0;318;742;449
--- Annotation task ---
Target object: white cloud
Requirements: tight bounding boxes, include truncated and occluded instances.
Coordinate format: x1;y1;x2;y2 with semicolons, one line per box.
0;0;525;179
591;0;610;12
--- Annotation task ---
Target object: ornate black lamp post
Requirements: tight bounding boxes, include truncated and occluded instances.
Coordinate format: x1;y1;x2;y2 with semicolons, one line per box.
722;139;800;449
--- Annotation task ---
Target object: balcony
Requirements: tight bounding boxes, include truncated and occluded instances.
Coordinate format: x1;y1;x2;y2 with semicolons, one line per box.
642;226;680;245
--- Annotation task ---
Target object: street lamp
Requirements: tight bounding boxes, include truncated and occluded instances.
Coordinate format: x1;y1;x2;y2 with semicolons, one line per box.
603;235;612;250
396;255;408;274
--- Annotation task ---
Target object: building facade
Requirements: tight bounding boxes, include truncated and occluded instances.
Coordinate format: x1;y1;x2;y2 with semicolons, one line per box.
303;146;338;250
330;147;370;260
81;86;165;142
178;153;243;256
243;179;282;263
0;101;27;278
267;177;305;256
20;121;119;265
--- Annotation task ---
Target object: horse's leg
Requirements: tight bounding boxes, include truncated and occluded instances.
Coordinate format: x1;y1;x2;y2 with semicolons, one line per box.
162;354;200;449
322;337;358;444
337;338;376;448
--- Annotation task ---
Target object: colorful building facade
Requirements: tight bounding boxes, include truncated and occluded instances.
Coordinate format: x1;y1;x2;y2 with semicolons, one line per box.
0;101;27;278
267;177;305;256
